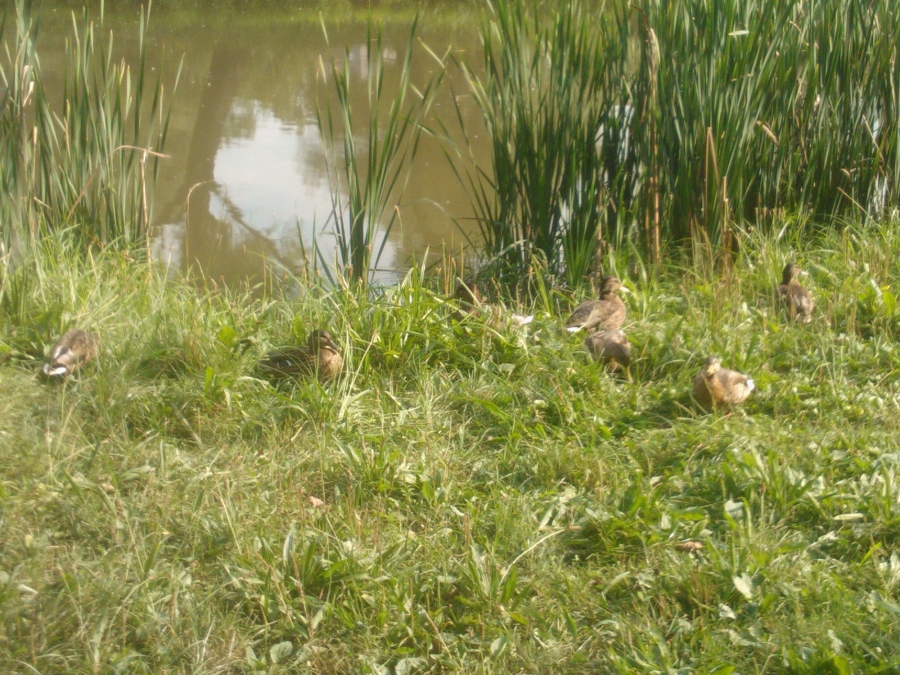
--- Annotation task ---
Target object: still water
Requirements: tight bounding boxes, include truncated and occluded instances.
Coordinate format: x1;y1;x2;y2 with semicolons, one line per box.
33;2;487;285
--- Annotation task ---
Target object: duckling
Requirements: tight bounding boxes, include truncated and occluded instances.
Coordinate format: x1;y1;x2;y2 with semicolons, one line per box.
451;279;484;322
692;355;754;410
585;329;631;370
42;329;97;378
777;262;813;323
258;329;343;383
566;275;628;334
451;279;533;327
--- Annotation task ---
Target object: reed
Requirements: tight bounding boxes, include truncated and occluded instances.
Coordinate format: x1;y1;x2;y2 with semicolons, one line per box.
451;0;629;287
640;0;900;245
455;0;899;281
316;17;443;289
0;0;171;253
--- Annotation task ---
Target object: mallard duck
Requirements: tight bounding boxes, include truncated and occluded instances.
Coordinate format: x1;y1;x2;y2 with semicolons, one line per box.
451;279;484;321
452;279;533;327
258;329;343;382
777;262;813;323
585;329;631;369
42;329;97;377
692;355;754;410
566;275;628;333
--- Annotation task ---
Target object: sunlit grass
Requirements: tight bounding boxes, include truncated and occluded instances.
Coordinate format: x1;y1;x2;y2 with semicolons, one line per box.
2;223;900;671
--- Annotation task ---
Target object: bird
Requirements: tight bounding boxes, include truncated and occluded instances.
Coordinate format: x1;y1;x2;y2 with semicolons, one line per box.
42;329;97;377
451;279;484;322
258;329;343;383
565;275;627;333
777;262;813;323
451;279;533;327
692;355;754;410
585;329;631;370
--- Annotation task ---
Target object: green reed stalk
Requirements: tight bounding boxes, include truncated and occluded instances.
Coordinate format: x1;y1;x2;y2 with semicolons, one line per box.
316;17;442;289
638;0;898;245
0;0;171;253
454;0;628;287
456;0;898;285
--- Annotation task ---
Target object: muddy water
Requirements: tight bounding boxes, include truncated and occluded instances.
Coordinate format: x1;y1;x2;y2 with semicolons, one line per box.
33;3;487;285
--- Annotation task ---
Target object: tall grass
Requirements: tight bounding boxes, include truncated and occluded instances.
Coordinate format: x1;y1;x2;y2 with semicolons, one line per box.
455;0;899;282
643;0;900;246
316;17;443;288
0;0;171;253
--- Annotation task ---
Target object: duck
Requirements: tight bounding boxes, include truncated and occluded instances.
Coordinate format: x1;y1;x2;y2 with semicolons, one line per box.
451;279;484;321
692;355;754;410
585;329;631;370
451;279;533;327
258;329;343;383
566;275;627;333
777;262;813;323
42;329;97;377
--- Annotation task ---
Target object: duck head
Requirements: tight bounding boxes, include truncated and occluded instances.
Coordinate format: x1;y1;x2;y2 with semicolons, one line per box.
701;354;722;377
308;329;339;353
599;275;624;298
781;262;804;284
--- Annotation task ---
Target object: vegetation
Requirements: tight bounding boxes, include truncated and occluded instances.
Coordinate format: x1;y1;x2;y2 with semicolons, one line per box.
455;0;899;281
0;0;171;252
3;223;900;672
317;18;443;287
3;0;900;672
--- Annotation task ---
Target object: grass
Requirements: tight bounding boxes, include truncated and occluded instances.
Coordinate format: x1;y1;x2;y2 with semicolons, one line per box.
3;222;900;672
2;1;900;671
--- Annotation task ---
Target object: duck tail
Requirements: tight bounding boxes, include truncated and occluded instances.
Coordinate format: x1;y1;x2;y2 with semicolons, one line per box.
43;363;68;377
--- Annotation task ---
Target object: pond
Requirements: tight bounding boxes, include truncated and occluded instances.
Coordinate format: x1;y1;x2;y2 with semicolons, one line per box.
29;1;489;285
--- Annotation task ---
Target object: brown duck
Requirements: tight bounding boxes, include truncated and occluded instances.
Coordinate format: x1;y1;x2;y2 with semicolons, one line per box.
777;262;813;323
566;275;628;334
585;329;631;370
452;279;533;327
43;329;97;377
258;329;343;382
692;355;754;410
451;279;484;321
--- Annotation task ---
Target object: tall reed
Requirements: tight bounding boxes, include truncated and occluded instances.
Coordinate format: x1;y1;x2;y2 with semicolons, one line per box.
453;0;629;287
0;0;171;253
316;17;443;289
455;0;899;283
640;0;900;245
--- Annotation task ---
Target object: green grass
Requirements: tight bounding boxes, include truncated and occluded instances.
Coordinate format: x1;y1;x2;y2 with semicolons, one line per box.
2;223;900;672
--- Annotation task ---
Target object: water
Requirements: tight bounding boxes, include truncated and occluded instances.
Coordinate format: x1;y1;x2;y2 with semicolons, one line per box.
31;2;487;285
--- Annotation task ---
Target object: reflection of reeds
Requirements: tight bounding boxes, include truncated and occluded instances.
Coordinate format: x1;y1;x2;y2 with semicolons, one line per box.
451;0;898;283
0;0;171;252
316;17;443;289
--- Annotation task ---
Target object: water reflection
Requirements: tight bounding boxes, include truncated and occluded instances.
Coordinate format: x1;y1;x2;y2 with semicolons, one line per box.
30;4;486;285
